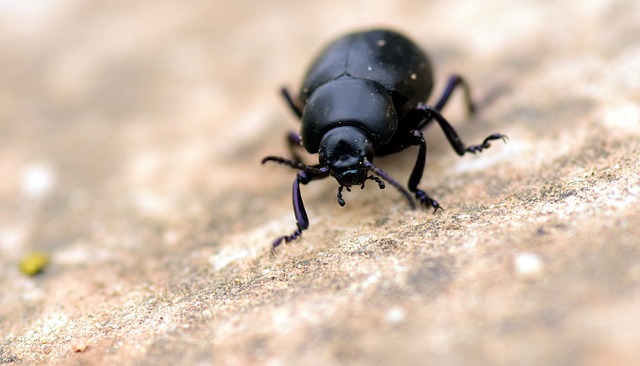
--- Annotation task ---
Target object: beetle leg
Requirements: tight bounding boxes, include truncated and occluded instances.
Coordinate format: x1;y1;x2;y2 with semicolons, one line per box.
287;131;306;162
405;130;441;212
418;75;475;130
434;74;475;114
272;170;327;253
365;160;416;209
416;104;507;156
281;87;303;118
281;88;305;162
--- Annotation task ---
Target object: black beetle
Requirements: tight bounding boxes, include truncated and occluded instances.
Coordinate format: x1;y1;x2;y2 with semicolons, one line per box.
263;29;506;250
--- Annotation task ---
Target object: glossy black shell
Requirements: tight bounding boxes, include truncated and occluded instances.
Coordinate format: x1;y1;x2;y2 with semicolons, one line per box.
298;29;433;153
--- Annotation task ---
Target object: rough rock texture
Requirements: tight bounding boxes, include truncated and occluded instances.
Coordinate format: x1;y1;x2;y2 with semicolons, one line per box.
1;0;639;365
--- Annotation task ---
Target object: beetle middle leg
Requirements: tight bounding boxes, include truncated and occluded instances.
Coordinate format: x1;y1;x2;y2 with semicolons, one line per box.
415;104;507;156
281;88;307;162
281;87;303;118
287;131;306;162
404;130;441;212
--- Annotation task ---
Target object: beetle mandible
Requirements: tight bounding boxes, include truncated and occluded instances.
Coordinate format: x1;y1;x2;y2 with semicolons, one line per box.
262;29;507;251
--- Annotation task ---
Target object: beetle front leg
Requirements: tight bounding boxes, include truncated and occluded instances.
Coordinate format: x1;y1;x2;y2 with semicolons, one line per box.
272;170;324;253
416;104;507;156
406;130;441;212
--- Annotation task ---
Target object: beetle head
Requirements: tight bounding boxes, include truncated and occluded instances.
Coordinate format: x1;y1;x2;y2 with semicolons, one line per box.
319;126;373;186
317;126;388;206
263;124;411;208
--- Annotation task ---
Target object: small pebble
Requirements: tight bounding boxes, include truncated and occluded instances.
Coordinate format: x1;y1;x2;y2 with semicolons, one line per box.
19;252;49;276
72;340;89;353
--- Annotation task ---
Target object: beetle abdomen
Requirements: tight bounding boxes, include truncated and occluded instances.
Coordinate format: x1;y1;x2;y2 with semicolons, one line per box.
300;29;433;110
301;78;397;154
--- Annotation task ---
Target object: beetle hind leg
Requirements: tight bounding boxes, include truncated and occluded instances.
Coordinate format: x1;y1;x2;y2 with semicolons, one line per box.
434;74;475;115
281;87;303;118
418;74;475;130
406;130;442;212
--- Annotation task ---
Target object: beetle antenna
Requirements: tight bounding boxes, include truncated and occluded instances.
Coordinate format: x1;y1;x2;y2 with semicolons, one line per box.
262;156;329;175
364;175;385;190
337;185;346;206
364;160;416;209
336;185;352;206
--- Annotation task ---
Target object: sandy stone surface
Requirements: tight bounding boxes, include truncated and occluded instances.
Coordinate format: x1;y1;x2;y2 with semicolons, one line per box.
1;0;639;365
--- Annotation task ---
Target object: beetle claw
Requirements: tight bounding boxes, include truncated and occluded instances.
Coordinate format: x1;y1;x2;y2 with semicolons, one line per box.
414;189;442;213
466;133;508;154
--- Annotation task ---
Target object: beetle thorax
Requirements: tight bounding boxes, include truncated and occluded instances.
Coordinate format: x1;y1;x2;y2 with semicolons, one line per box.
300;78;398;154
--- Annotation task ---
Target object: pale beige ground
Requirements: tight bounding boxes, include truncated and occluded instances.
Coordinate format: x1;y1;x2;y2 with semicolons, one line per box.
1;0;640;365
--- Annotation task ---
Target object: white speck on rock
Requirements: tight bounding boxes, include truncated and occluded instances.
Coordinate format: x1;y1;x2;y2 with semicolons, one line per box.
209;248;250;271
514;252;544;280
602;103;640;131
40;313;68;335
0;225;27;252
386;306;406;325
21;161;56;198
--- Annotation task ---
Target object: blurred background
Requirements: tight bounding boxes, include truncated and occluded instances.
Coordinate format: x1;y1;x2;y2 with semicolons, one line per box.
1;0;639;365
